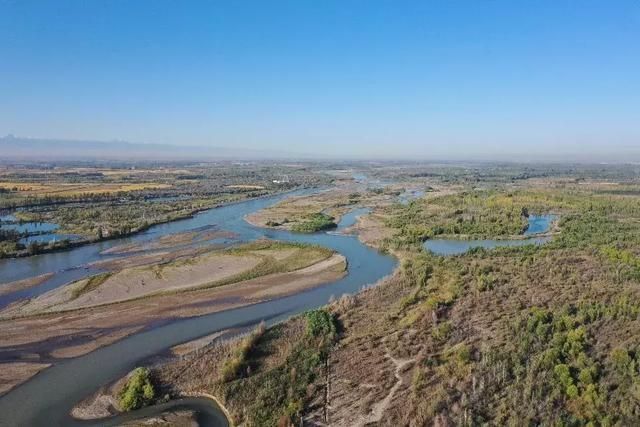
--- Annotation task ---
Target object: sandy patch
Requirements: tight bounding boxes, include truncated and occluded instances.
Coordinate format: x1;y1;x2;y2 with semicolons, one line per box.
90;246;210;271
3;252;261;317
344;214;392;249
49;326;146;358
64;253;260;309
170;330;231;357
245;188;354;230
119;410;198;426
0;362;51;395
0;251;347;393
70;374;128;419
251;254;346;298
0;273;54;296
251;248;298;261
101;228;236;256
225;185;265;190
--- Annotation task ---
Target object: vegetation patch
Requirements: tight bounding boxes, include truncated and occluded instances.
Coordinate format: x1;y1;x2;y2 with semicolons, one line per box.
58;167;640;426
291;212;337;233
220;322;266;382
203;240;335;289
222;310;338;426
70;272;112;300
153;310;338;426
119;367;156;411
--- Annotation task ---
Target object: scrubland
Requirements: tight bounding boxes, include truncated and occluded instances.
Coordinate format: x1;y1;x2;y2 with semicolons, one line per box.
132;169;640;426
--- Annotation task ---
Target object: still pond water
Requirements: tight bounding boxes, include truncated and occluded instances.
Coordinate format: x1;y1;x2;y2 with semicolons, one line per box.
423;215;556;255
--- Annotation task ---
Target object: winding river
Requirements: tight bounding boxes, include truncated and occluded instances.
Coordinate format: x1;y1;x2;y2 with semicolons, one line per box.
0;189;396;427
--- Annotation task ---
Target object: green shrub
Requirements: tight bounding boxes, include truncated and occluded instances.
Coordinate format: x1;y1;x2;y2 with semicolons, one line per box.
119;367;155;411
230;311;339;426
291;212;336;233
432;321;453;342
305;309;336;338
70;272;112;300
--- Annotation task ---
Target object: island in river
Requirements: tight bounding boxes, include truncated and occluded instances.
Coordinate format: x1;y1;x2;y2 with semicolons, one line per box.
0;240;347;394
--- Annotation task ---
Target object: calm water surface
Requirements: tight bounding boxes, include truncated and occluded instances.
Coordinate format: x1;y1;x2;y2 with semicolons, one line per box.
0;214;82;246
424;214;555;255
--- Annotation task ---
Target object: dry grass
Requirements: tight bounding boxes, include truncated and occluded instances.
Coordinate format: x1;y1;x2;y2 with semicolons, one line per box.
0;181;171;197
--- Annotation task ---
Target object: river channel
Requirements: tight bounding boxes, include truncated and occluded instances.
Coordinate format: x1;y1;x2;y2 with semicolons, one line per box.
0;189;397;426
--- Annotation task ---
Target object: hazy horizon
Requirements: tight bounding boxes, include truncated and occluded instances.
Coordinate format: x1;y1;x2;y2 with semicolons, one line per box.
3;134;640;164
1;1;639;162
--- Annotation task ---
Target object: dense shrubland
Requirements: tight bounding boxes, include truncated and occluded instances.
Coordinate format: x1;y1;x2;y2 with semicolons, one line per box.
291;212;337;233
364;162;640;186
20;195;249;239
0;162;336;257
154;309;338;426
371;185;640;424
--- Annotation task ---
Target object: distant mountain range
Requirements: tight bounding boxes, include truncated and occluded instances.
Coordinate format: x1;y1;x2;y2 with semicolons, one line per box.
0;135;302;161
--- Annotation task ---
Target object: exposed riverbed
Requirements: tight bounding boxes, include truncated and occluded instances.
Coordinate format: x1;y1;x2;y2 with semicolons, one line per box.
0;189;397;427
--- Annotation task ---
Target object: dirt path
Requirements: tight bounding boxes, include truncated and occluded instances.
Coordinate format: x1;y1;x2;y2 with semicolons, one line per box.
358;352;414;426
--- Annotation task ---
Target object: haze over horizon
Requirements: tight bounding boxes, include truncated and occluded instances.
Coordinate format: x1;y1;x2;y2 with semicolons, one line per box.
1;1;639;162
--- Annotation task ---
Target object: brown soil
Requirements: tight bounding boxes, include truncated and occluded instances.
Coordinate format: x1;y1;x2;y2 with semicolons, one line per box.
118;410;199;426
169;330;234;357
70;374;127;419
90;245;218;272
342;213;392;248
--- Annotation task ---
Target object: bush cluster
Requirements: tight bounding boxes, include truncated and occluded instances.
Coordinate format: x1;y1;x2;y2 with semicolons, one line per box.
119;367;155;411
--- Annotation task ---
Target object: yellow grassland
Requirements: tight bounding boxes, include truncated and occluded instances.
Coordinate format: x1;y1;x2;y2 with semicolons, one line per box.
0;182;171;196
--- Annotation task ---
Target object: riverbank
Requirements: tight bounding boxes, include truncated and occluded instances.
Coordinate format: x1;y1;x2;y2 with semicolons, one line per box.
0;242;346;395
0;190;292;260
0;273;54;297
77;198;402;426
0;177;399;427
109;183;607;426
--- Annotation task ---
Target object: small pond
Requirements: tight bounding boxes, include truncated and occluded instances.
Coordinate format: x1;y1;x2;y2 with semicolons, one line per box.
0;212;82;245
335;207;371;231
424;214;556;255
398;189;425;205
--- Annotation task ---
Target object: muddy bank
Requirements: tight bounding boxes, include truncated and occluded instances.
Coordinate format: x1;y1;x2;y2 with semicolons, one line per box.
0;273;54;297
0;362;51;395
101;227;236;256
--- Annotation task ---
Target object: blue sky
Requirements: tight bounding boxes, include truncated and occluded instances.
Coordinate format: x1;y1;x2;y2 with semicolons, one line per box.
1;0;639;160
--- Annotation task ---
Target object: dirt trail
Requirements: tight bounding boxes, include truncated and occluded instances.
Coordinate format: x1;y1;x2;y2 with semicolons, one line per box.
358;352;414;426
